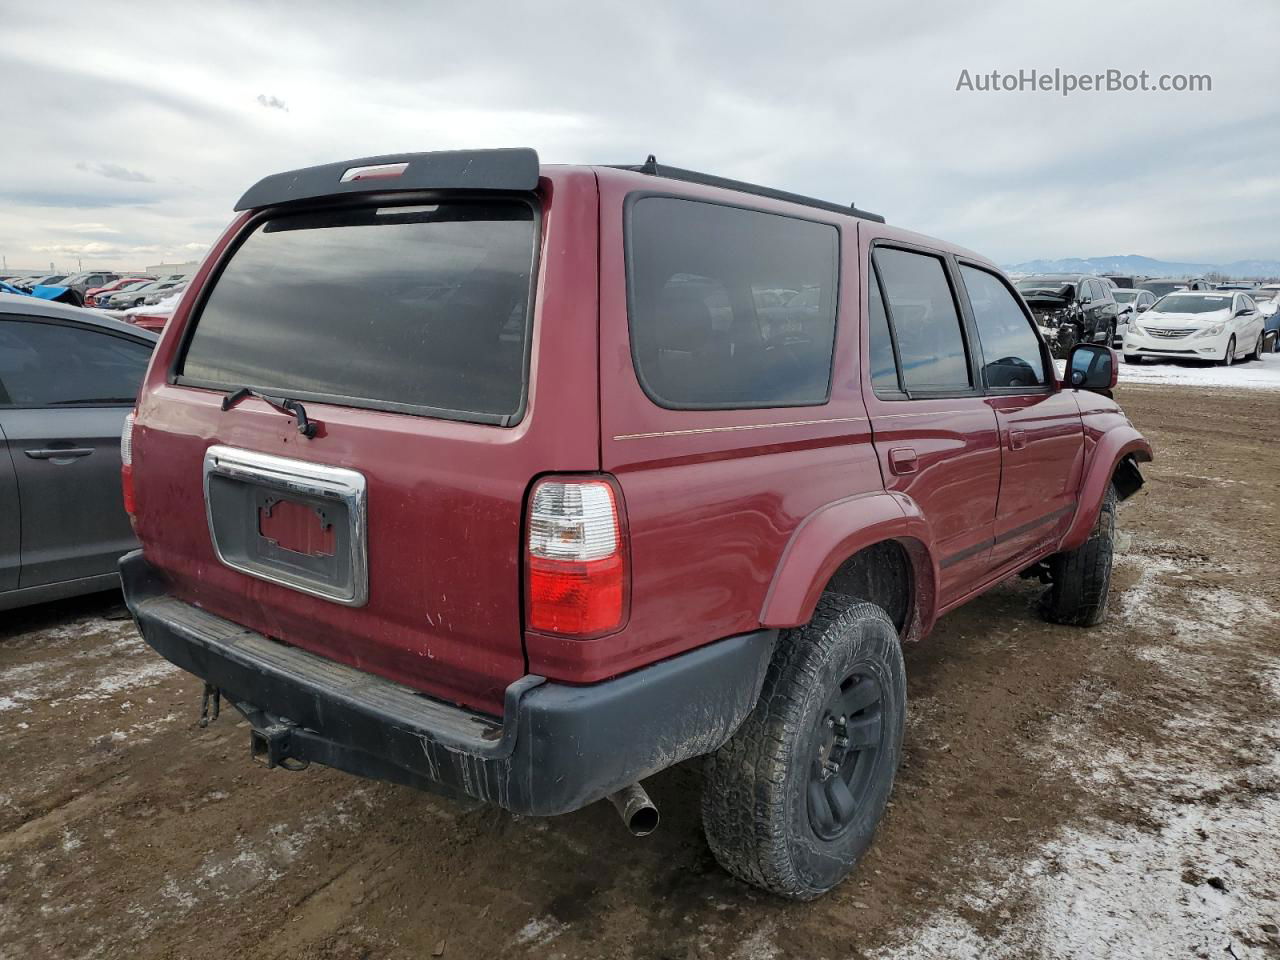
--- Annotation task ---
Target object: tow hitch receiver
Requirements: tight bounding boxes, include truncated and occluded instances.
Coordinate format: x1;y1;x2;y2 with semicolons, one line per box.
246;713;310;771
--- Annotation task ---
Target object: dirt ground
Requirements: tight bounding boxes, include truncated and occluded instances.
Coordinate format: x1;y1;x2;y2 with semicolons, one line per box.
2;384;1278;960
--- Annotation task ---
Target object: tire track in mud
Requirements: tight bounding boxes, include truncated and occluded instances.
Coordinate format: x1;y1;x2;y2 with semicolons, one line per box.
1;385;1278;959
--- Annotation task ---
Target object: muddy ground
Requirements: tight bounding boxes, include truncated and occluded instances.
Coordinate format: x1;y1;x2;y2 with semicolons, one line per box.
2;384;1278;960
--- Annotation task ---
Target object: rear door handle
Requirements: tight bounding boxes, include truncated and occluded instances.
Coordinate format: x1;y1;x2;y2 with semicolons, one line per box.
25;447;94;461
1008;430;1027;451
888;447;918;476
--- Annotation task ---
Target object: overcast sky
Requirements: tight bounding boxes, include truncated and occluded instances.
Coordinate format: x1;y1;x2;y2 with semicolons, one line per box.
2;0;1277;273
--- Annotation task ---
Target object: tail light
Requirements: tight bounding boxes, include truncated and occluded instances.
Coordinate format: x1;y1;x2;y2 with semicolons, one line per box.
120;410;137;517
526;477;628;638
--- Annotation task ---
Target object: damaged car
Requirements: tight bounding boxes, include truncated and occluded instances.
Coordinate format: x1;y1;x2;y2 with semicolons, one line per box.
1015;275;1118;356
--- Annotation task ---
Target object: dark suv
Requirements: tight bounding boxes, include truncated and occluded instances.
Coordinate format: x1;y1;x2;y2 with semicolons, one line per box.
1015;275;1119;356
120;150;1152;899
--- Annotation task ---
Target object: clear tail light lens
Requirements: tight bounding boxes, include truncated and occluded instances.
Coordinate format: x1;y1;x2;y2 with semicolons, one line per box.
526;478;627;637
120;410;136;517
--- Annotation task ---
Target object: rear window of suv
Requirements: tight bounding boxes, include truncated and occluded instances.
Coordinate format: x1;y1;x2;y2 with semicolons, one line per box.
179;200;537;425
627;197;838;408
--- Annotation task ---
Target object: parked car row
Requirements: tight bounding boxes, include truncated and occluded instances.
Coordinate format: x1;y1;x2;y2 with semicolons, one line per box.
1009;272;1279;359
0;271;190;311
97;276;188;311
83;276;155;307
0;273;68;291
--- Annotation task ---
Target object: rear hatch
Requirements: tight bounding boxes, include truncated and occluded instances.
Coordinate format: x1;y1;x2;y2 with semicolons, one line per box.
131;157;599;715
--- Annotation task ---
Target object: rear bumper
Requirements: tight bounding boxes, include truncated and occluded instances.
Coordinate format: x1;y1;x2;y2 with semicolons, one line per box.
120;551;775;816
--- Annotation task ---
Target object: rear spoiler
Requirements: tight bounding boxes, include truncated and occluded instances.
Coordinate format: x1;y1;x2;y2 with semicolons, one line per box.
234;148;540;211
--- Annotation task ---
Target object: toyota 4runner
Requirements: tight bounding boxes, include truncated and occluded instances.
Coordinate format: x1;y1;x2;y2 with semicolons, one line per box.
120;149;1152;899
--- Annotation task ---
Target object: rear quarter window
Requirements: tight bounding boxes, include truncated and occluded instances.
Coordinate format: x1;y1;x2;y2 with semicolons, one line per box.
179;200;537;425
626;197;839;409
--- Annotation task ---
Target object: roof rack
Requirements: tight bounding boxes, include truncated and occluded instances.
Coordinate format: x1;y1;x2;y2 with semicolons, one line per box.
608;155;885;223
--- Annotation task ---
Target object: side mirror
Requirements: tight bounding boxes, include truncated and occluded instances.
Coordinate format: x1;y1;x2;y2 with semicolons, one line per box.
1234;307;1251;317
1066;343;1118;393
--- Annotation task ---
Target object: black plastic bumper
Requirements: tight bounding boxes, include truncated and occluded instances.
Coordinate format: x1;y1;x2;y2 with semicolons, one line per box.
120;551;776;816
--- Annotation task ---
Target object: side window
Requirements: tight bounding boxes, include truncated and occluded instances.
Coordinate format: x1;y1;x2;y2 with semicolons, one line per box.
866;265;899;393
628;198;839;408
0;320;151;407
872;247;971;392
959;265;1048;390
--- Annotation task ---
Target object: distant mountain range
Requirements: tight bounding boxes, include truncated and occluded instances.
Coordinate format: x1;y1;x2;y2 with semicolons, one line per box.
1001;255;1280;280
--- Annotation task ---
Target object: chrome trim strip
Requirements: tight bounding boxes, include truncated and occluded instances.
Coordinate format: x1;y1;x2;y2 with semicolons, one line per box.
874;409;981;419
612;416;867;441
202;445;369;607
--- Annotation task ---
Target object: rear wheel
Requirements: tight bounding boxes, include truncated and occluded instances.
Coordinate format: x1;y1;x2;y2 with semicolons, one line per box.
1218;335;1236;366
1040;484;1116;627
702;595;906;900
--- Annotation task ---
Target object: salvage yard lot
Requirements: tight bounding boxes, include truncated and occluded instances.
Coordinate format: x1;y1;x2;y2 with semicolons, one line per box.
2;384;1278;960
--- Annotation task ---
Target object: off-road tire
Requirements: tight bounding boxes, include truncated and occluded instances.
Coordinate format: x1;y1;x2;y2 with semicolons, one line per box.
1040;484;1117;627
702;595;906;900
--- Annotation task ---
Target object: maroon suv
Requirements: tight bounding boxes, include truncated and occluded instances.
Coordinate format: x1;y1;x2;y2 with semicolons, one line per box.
120;149;1152;899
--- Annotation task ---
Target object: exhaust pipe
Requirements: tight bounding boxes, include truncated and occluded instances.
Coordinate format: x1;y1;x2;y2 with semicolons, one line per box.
607;782;660;837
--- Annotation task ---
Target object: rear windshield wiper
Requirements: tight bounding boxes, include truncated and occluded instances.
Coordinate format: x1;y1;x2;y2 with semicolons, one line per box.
220;387;318;438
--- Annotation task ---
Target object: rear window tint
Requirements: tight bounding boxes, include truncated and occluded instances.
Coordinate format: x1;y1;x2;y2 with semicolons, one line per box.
627;197;838;409
180;201;536;424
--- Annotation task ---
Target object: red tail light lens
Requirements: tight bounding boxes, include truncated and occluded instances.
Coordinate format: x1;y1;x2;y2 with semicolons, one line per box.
526;478;627;637
120;410;137;517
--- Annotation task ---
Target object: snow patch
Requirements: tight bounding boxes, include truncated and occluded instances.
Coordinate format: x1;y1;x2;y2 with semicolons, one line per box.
874;533;1280;960
730;921;781;960
1119;353;1280;391
513;915;567;947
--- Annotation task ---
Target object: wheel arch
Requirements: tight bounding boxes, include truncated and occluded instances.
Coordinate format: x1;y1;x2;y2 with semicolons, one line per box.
1060;429;1152;551
759;492;939;642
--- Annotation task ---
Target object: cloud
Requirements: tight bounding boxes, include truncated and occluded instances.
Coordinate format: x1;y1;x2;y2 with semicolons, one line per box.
0;190;158;208
75;161;155;183
68;223;121;235
0;0;1277;270
30;239;206;260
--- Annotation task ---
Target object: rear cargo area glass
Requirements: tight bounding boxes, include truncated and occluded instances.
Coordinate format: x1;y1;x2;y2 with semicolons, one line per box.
181;201;536;423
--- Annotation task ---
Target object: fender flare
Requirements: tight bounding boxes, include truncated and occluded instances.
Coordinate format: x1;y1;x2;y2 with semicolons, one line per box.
1060;428;1153;551
759;491;939;640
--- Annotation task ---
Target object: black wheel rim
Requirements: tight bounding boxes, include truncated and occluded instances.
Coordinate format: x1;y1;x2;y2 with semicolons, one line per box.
806;669;886;840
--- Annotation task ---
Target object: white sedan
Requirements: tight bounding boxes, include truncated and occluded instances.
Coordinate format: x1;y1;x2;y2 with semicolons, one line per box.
1111;288;1158;345
1122;291;1267;365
